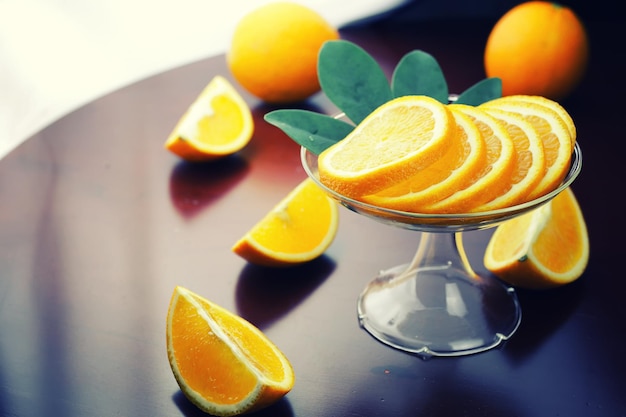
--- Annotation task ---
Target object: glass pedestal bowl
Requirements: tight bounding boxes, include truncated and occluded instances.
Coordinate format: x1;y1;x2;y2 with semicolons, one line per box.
301;143;582;358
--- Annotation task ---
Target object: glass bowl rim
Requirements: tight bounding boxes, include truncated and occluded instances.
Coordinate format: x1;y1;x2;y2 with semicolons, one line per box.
300;142;582;222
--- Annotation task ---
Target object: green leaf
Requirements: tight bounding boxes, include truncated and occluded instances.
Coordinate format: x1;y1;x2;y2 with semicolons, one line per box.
317;40;392;125
264;109;354;155
391;50;448;103
455;78;502;106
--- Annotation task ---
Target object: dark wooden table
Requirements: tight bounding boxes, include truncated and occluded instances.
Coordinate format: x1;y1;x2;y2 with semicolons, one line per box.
1;8;624;417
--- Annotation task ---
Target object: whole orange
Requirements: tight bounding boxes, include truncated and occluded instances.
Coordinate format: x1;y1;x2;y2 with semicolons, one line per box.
227;2;339;104
484;1;589;100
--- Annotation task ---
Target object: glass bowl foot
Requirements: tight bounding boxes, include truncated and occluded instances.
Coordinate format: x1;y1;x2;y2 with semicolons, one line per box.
356;233;522;358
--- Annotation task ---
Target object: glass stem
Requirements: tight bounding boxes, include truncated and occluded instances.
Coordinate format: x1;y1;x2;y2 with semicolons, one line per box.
402;232;477;280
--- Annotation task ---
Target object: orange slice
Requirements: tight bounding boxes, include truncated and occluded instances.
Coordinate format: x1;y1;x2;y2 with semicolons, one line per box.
232;178;338;267
481;96;573;199
473;108;545;211
422;104;516;213
165;75;254;161
484;187;589;289
317;95;456;199
362;107;486;211
166;286;295;416
494;95;576;148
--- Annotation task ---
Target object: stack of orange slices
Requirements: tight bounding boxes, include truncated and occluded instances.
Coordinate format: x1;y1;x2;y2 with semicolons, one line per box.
317;94;576;214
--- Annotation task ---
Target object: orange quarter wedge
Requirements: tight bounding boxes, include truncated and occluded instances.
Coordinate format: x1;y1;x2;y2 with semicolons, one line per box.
166;286;295;416
317;95;456;199
232;178;338;267
165;75;254;161
473;108;546;211
363;107;487;211
484;187;589;289
481;96;572;199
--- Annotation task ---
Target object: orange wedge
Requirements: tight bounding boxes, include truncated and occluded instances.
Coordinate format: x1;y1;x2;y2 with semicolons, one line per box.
494;95;576;148
165;75;254;161
484;187;589;289
362;107;486;211
422;104;516;213
481;97;572;199
232;178;338;267
166;286;295;416
473;108;546;211
318;95;456;199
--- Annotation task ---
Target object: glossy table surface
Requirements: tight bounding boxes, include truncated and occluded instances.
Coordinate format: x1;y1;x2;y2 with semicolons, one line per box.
1;10;625;417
